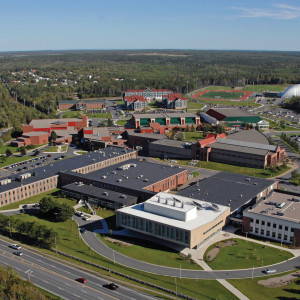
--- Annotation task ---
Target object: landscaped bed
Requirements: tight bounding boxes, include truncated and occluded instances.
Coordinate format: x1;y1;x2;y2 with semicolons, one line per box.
204;238;293;270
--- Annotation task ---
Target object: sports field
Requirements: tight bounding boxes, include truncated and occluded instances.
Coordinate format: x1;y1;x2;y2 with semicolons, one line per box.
198;91;245;99
192;90;252;101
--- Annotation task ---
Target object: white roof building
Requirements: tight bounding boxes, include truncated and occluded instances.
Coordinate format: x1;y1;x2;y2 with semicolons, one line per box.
116;192;230;249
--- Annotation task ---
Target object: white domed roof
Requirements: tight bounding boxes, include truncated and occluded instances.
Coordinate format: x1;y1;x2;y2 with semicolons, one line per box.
281;84;300;99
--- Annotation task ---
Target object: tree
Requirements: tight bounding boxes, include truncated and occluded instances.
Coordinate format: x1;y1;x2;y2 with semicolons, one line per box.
33;149;40;156
53;203;75;222
39;197;56;218
280;120;286;129
107;119;114;127
0;138;4;147
5;149;12;157
190;125;195;132
19;146;26;156
49;130;57;144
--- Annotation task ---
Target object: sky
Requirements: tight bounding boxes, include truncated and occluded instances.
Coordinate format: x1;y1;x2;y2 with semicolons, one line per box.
1;0;300;52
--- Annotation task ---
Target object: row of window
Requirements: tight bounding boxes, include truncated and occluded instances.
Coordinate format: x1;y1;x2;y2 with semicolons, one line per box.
203;220;224;235
251;219;294;232
120;213;189;244
250;227;294;243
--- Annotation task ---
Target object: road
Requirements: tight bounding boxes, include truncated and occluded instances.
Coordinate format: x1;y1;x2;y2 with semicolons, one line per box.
76;216;300;280
0;239;156;300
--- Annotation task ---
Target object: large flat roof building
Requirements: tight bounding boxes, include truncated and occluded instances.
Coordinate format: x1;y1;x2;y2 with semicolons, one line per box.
116;192;230;249
178;172;277;214
243;191;300;246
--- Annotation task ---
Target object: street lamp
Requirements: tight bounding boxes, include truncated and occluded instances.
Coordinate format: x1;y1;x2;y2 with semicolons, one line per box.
113;250;116;263
252;265;254;279
180;265;182;279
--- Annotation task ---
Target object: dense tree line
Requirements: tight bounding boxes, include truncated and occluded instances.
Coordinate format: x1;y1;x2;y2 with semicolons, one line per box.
0;50;300;129
0;214;57;249
0;265;56;300
281;133;299;152
283;96;300;113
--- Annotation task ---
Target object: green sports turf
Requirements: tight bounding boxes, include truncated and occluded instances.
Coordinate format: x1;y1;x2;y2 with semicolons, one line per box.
198;91;246;99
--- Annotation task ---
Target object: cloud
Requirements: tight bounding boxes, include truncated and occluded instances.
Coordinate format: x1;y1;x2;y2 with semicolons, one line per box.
233;3;300;20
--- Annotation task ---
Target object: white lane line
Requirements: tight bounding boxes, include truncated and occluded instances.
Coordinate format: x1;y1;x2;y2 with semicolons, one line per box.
73;294;80;298
65;283;71;287
81;290;87;293
58;287;64;290
42;280;49;284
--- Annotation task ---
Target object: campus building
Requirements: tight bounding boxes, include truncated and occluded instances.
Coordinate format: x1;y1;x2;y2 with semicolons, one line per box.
243;191;300;246
116;192;230;249
59;159;188;202
0;147;137;208
206;108;263;128
58;99;105;110
11;115;88;147
122;88;173;100
131;113;201;129
178;172;278;222
162;93;188;109
124;95;148;111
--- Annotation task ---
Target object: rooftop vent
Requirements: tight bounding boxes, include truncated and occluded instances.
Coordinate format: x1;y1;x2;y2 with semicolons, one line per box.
103;192;108;196
120;194;126;199
102;175;107;179
246;178;251;181
117;178;122;182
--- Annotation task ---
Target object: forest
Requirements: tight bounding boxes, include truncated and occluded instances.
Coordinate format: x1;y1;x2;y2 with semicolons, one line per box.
0;49;300;129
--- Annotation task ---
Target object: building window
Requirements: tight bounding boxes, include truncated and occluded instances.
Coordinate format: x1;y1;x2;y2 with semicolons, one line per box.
267;222;271;226
285;226;288;231
256;220;259;224
273;224;276;228
261;221;265;225
279;225;282;230
272;232;276;238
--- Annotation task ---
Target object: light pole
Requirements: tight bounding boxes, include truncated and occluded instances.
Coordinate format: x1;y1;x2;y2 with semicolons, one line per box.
113;250;115;263
252;264;254;279
175;277;177;300
180;265;182;279
186;81;189;94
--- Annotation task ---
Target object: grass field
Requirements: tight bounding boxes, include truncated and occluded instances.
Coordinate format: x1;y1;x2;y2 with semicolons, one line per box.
4;191;237;300
228;270;300;300
62;111;82;118
98;234;203;270
116;118;130;126
242;84;290;92
200;86;233;91
204;238;293;270
86;112;112;118
200;99;259;107
0;156;37;168
183;132;206;141
46;146;59;152
187;101;205;109
198;91;246;100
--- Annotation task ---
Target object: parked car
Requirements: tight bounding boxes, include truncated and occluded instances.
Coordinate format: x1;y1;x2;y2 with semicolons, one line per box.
75;211;84;217
80;228;86;233
82;216;90;221
76;277;87;284
10;244;21;250
105;283;119;290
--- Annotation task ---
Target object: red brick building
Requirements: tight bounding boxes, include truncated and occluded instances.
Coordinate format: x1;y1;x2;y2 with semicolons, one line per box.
58;99;105;110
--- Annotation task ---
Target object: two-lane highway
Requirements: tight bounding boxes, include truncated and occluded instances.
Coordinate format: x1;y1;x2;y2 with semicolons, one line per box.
0;239;157;300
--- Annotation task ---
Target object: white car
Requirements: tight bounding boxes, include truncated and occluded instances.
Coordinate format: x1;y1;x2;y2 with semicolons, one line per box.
264;269;276;274
82;216;90;221
10;244;21;250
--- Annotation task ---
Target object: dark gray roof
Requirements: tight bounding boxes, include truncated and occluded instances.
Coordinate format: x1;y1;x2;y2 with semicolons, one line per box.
62;182;137;206
0;147;135;194
64;159;186;192
58;99;105;104
126;131;167;140
216;138;276;151
178;172;276;212
133;113;197;119
150;139;187;148
227;130;270;145
211;141;269;156
209;108;254;117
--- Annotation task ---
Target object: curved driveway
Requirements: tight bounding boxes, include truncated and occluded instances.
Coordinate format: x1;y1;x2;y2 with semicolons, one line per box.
75;216;300;280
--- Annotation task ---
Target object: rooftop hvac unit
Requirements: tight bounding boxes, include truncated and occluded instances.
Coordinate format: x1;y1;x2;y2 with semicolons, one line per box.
117;179;122;182
143;179;149;182
292;197;300;202
102;175;107;179
120;195;126;199
277;211;285;216
103;192;108;196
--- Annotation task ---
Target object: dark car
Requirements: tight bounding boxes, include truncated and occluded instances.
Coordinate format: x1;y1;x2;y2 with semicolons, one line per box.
80;228;86;233
76;278;87;284
13;251;23;256
105;283;119;290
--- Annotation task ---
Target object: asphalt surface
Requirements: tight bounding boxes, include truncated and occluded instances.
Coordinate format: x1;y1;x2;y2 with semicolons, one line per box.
0;238;157;300
76;216;300;280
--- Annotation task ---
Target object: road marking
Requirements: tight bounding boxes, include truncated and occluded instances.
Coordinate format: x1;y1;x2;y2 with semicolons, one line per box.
65;283;71;286
73;294;80;298
82;290;87;293
42;280;49;284
58;287;64;290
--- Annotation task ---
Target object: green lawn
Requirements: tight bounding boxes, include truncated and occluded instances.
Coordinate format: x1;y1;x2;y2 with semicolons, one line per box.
201;86;233;91
86;112;112;118
198;91;246;100
75;151;87;155
0;156;37;168
98;234;202;270
196;161;290;178
242;84;290;92
183;132;205;141
204;238;293;270
0;146;20;155
77;206;91;214
61;145;68;152
116;118;130;126
4;193;237;300
62;111;82;118
115;100;124;106
198;99;259;107
187;101;205;109
228;270;300;300
46;146;59;152
95;208;118;230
